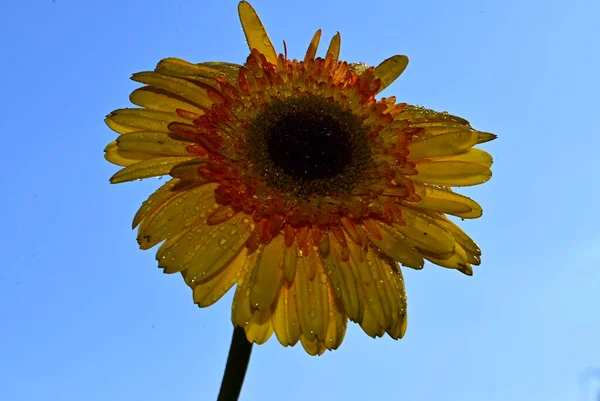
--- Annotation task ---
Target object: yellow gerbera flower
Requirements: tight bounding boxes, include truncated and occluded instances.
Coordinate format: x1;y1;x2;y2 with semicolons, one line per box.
105;1;496;356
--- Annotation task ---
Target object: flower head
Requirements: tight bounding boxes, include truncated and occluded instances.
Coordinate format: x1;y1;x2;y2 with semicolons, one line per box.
105;1;496;355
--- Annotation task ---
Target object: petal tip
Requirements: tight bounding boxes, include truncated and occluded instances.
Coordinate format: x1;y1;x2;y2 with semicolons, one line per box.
478;132;497;144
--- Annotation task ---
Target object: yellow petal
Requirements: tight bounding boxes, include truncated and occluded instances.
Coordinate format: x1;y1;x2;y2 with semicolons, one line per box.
193;245;248;307
300;335;327;356
169;159;207;181
137;183;218;250
326;32;341;60
423;243;471;272
105;108;193;135
348;246;390;329
250;234;284;311
477;132;497;144
238;1;277;64
109;156;194;184
409;124;471;136
434;148;493;169
155;58;224;79
359;305;386;338
374;55;409;93
364;221;424;269
396;208;456;255
322;285;347;350
432;215;481;259
129;87;205;115
413;160;492;186
201;62;242;80
405;182;482;219
131;72;216;109
245;308;274;345
304;29;322;62
132;178;195;228
231;249;261;328
271;285;301;347
376;257;407;339
282;243;297;283
396;106;470;126
294;249;329;342
158;210;250;276
408;131;479;159
104;141;152;167
323;236;363;321
155;58;227;89
116;131;191;156
182;213;254;281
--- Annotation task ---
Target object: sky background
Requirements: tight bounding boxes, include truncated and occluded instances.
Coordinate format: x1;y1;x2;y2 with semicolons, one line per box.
1;0;599;400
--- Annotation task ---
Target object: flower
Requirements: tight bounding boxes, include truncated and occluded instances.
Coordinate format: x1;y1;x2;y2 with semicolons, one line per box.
105;1;496;356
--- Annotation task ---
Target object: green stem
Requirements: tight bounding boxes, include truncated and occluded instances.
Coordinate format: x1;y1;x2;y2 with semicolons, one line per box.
216;327;253;401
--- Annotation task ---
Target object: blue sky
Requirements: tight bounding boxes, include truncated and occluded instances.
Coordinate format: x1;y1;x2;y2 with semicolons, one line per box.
1;0;599;400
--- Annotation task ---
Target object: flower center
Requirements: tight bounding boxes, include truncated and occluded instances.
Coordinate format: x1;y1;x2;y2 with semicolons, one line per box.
249;95;371;196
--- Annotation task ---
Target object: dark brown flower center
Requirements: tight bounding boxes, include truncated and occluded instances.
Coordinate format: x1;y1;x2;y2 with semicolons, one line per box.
249;95;371;196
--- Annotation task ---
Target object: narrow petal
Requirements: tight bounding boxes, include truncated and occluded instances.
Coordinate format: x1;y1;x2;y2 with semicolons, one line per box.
282;243;297;283
477;132;497;144
423;243;471;272
300;335;327;356
245;308;274;345
155;58;224;79
323;284;347;350
104;141;152;167
137;183;218;250
304;30;322;62
200;62;242;80
231;248;261;328
129;87;205;114
396;208;456;255
271;285;301;347
363;221;424;269
250;234;284;311
434;148;493;169
192;245;248;307
109;156;194;184
412;160;492;186
348;246;390;330
326;32;341;60
377;257;408;339
359;305;386;338
323;235;363;321
374;55;409;93
408;131;479;159
405;182;482;219
116;131;191;156
183;213;254;282
105;108;193;135
294;249;329;342
158;211;253;279
169;160;208;181
132;178;196;228
238;1;278;64
396;106;470;126
432;215;481;261
131;72;218;109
